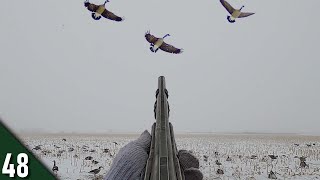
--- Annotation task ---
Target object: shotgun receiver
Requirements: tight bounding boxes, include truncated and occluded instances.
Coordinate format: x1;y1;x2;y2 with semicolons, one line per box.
144;76;184;180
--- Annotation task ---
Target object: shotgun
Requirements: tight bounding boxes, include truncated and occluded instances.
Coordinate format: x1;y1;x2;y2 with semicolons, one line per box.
144;76;184;180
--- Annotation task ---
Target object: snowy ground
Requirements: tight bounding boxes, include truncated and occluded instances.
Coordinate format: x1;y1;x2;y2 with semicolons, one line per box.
22;134;320;180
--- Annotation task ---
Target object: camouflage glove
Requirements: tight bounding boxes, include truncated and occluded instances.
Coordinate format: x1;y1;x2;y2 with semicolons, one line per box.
178;150;203;180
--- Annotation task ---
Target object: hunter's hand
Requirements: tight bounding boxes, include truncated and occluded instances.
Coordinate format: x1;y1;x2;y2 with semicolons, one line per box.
104;130;203;180
104;130;151;180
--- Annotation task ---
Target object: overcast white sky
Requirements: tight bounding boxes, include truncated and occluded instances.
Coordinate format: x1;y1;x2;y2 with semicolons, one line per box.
1;0;319;134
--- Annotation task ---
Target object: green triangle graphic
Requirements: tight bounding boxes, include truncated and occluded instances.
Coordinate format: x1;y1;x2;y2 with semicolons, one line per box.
0;119;56;180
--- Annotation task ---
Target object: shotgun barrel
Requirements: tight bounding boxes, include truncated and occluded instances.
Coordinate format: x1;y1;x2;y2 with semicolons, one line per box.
144;76;184;180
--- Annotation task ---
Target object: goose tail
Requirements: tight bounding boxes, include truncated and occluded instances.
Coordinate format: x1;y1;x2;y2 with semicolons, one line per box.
227;16;235;23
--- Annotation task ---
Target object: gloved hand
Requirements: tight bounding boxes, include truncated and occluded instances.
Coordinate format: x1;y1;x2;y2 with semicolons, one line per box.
178;150;203;180
104;130;203;180
104;130;151;180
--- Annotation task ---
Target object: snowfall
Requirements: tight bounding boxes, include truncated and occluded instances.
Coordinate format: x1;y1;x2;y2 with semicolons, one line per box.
22;133;320;180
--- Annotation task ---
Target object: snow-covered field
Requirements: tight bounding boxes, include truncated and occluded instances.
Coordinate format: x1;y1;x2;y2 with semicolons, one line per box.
22;134;320;180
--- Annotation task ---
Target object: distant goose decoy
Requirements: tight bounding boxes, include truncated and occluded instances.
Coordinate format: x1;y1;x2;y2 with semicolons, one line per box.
215;160;222;166
88;166;103;176
220;0;254;23
92;160;99;164
90;149;96;153
268;170;277;179
84;0;123;21
145;31;183;54
203;155;209;162
85;156;93;160
226;156;232;161
32;145;42;150
268;155;278;160
250;155;258;159
52;160;58;174
217;168;224;175
299;156;307;162
103;148;110;153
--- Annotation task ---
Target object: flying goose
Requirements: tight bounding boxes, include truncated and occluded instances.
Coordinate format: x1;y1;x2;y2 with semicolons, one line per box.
52;160;58;174
145;31;183;54
84;0;123;21
220;0;254;23
88;166;103;176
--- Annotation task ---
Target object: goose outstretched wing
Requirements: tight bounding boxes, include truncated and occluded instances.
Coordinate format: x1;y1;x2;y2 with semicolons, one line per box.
238;12;255;18
86;3;99;12
101;9;123;21
145;31;159;44
220;0;235;14
160;42;183;54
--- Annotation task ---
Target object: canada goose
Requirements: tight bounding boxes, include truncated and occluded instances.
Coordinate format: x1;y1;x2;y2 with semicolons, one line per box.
220;0;254;23
52;160;58;174
88;166;103;176
145;31;183;54
84;0;123;21
62;138;66;141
